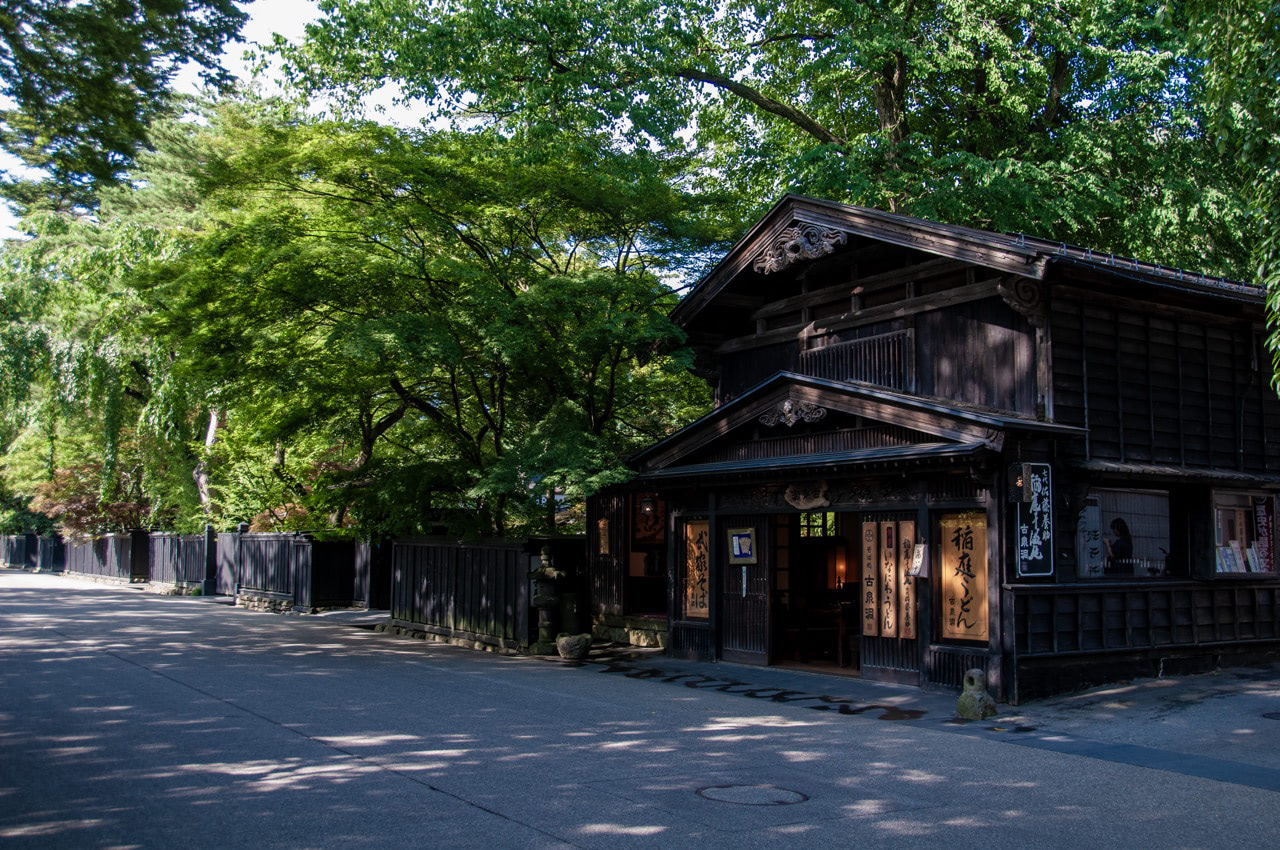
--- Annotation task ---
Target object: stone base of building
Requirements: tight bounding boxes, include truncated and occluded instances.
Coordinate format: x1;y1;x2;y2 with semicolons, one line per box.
592;613;668;649
374;622;523;656
235;590;297;614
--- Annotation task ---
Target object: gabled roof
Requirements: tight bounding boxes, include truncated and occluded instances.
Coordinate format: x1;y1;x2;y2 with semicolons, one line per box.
672;195;1261;329
632;372;1084;476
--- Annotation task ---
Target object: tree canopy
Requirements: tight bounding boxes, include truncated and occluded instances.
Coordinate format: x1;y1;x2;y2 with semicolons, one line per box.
289;0;1253;278
2;2;1275;538
0;0;249;211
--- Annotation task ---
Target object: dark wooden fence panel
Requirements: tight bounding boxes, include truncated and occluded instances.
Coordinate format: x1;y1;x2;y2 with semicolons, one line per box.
238;534;295;595
38;536;65;571
64;532;147;580
149;533;207;585
216;532;238;595
391;539;534;651
1;535;24;567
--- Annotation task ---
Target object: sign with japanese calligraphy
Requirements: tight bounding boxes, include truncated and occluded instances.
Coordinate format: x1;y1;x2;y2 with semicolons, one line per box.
940;513;988;642
861;520;878;636
1076;499;1104;578
880;521;898;638
898;520;916;640
1254;497;1275;573
1016;463;1053;577
683;520;710;619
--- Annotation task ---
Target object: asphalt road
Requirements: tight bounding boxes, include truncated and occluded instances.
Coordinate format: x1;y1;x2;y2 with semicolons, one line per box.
1;569;1278;849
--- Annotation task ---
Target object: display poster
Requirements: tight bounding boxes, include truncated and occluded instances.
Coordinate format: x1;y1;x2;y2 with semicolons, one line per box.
1076;500;1105;578
683;520;710;619
597;518;609;555
898;520;916;640
861;520;879;636
727;527;757;565
940;513;989;642
1254;497;1275;573
1016;463;1053;577
880;521;898;638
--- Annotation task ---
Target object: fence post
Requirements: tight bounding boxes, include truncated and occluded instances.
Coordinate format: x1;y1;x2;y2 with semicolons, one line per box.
129;529;150;582
201;524;217;596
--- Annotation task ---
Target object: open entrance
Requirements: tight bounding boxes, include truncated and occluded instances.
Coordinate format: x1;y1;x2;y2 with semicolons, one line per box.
771;511;859;673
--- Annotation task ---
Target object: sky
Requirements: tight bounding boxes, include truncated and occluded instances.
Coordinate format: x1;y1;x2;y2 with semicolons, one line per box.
0;0;326;238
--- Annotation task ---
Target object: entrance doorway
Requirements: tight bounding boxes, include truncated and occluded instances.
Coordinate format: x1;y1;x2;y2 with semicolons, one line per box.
772;512;858;672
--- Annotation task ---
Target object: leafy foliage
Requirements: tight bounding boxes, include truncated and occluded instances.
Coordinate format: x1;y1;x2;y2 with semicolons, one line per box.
291;0;1252;278
0;0;248;211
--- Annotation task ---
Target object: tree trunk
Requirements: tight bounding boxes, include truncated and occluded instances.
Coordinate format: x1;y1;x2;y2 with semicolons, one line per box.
192;408;220;517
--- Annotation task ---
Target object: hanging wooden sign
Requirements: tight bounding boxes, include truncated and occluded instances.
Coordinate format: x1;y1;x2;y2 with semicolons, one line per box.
683;520;710;620
1016;463;1053;577
940;512;988;642
861;520;878;636
898;520;916;640
880;521;898;638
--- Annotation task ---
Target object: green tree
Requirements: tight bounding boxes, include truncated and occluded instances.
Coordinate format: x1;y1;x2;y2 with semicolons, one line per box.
290;0;1251;278
132;112;713;535
0;0;249;212
1192;1;1280;371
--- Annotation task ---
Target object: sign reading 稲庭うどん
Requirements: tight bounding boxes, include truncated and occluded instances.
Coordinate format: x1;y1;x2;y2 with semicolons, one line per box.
1016;463;1053;577
940;512;988;642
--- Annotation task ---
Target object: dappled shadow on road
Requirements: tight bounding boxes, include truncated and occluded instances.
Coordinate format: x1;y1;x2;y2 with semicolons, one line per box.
0;570;1271;849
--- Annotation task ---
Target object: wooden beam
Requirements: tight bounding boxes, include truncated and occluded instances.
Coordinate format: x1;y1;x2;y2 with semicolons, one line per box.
753;258;968;320
717;278;1002;355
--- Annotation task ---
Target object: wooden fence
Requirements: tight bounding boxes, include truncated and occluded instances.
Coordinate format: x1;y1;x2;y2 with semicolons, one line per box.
391;538;536;652
148;532;210;587
65;532;148;581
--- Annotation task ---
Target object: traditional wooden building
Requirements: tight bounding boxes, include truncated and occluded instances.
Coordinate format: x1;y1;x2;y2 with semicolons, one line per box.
586;195;1280;703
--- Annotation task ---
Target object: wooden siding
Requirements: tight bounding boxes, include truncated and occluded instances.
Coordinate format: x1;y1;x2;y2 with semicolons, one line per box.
701;424;923;464
390;539;533;651
917;298;1036;414
719;513;769;662
586;493;627;619
1052;295;1280;469
669;623;715;660
719;342;798;402
924;645;991;690
1013;582;1280;655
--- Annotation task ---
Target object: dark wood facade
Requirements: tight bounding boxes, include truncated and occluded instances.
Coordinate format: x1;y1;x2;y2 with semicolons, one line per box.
587;195;1280;703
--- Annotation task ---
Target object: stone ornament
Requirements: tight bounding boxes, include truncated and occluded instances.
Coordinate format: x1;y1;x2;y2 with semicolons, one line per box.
784;481;830;510
759;399;827;428
753;224;848;274
956;668;999;719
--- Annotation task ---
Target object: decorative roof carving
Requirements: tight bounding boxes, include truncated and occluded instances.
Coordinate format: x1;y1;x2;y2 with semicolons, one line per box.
997;277;1046;328
759;399;827;428
785;481;830;510
752;224;848;274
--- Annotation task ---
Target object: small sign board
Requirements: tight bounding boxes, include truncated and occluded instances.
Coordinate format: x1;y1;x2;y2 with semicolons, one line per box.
1016;463;1053;577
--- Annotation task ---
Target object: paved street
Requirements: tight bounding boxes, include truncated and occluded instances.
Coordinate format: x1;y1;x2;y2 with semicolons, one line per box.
1;569;1278;849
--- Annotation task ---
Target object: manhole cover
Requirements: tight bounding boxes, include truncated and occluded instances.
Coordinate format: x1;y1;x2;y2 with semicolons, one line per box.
696;784;809;806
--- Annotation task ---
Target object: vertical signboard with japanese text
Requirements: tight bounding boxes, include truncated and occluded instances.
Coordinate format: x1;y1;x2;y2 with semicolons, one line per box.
683;520;710;619
1016;463;1053;577
879;521;898;637
898;520;916;639
861;521;879;636
940;513;988;642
